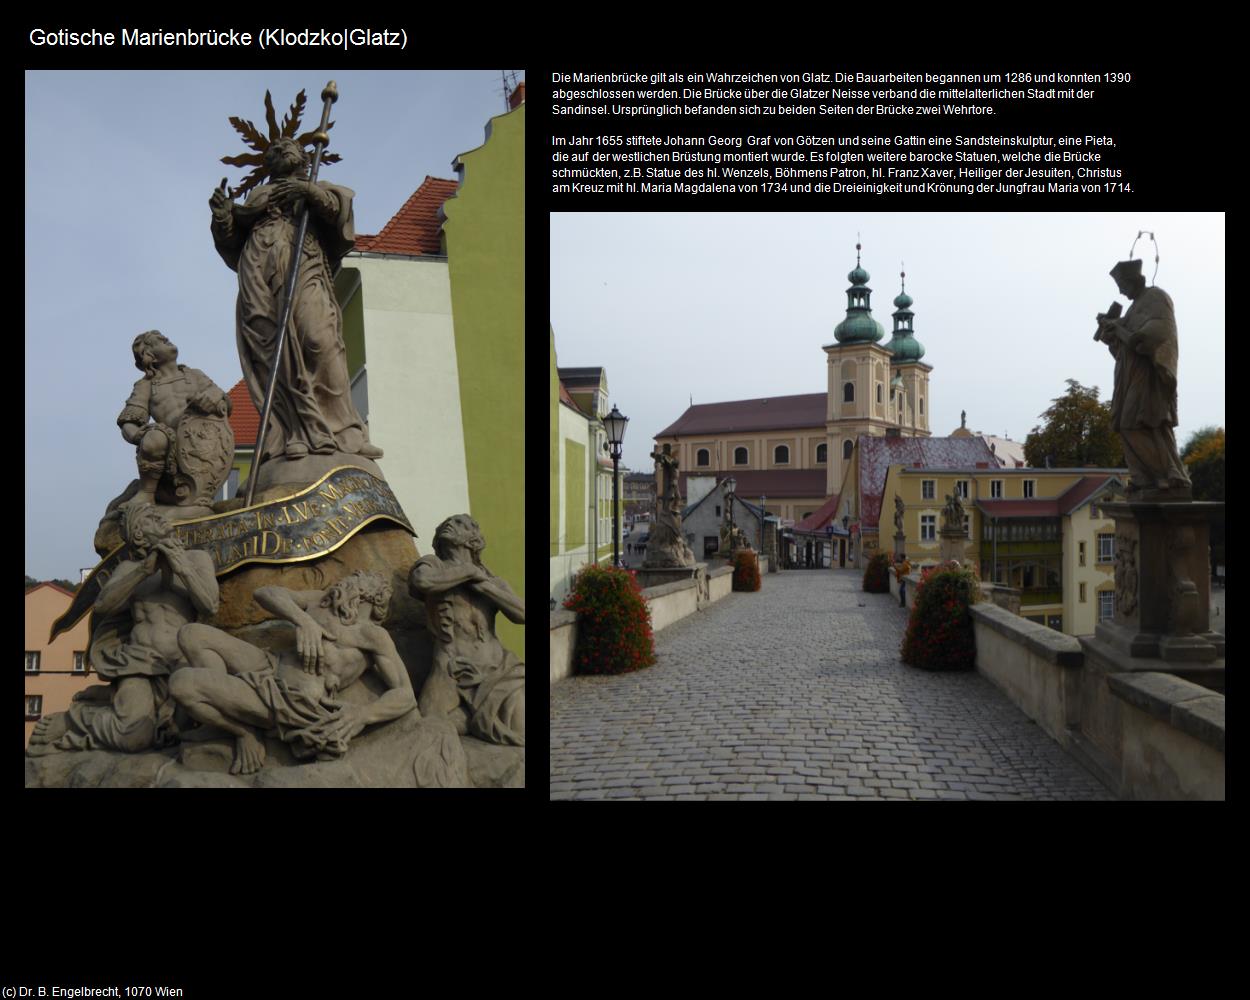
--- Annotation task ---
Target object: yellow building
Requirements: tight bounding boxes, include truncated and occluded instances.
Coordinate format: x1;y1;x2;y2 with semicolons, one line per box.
878;465;1125;636
24;583;96;747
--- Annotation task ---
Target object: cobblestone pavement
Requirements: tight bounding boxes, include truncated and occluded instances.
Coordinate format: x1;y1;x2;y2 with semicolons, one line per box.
550;569;1112;800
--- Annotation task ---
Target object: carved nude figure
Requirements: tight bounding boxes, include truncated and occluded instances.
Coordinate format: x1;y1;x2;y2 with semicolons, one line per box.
172;571;415;774
409;515;525;746
29;505;219;755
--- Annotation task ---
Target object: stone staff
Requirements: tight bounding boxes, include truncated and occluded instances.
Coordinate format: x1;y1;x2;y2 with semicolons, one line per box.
246;80;338;507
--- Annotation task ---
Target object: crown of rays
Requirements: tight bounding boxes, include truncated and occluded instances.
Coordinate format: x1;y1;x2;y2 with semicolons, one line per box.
220;89;342;198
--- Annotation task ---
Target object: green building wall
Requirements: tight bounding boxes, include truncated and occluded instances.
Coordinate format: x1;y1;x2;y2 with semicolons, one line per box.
443;102;525;657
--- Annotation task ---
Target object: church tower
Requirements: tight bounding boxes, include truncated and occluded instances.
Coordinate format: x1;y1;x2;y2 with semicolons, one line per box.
886;267;932;437
823;242;897;495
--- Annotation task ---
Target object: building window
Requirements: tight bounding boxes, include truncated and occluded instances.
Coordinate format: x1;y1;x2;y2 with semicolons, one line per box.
990;480;1002;499
25;652;40;674
25;695;43;720
774;445;789;465
816;443;827;463
1099;591;1115;621
922;480;935;500
955;480;969;499
920;515;936;541
1079;583;1087;603
73;651;87;673
876;383;883;404
715;505;721;517
1098;533;1115;562
1023;480;1035;498
703;536;719;557
733;446;748;465
963;514;971;536
842;440;853;461
696;448;710;467
919;397;924;415
843;382;855;403
1079;541;1086;567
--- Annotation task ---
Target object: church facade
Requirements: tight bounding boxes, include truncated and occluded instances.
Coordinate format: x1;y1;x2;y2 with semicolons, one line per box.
653;244;934;527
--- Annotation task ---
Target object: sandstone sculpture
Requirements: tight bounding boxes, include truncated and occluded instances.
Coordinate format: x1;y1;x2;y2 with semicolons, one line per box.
1095;258;1191;500
409;515;525;746
643;443;696;568
29;504;219;755
172;571;416;775
211;90;380;473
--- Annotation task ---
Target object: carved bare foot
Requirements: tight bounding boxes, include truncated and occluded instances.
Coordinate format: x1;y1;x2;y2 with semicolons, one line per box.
27;713;71;755
29;712;69;745
230;731;266;775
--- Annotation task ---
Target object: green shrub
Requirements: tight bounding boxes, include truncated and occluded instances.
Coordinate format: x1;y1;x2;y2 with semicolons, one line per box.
562;564;656;675
863;552;891;593
732;549;761;591
900;561;980;671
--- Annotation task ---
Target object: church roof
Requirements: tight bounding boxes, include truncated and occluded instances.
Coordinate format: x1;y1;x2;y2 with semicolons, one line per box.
352;176;458;256
677;468;826;499
857;434;997;529
657;393;826;436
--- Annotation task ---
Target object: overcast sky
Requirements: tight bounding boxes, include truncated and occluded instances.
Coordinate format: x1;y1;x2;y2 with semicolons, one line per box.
25;69;522;580
551;212;1225;472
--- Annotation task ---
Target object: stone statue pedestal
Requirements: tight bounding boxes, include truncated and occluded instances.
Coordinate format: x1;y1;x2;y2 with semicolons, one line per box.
1094;500;1224;663
893;531;907;560
635;563;710;608
938;527;969;565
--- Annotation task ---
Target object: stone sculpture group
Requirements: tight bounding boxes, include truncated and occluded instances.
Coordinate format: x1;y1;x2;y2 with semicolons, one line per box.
28;84;524;788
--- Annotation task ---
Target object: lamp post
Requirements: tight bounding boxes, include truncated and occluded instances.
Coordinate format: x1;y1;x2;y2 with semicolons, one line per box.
760;494;767;557
602;405;629;567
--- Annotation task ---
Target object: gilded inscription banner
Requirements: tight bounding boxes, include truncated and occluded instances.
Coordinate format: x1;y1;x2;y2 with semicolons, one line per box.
50;467;414;642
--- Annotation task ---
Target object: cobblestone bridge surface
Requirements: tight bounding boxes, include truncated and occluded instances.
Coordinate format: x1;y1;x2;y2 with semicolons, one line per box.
550;569;1112;800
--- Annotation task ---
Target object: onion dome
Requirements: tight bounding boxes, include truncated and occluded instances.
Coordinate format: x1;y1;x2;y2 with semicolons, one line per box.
832;242;885;344
888;266;925;362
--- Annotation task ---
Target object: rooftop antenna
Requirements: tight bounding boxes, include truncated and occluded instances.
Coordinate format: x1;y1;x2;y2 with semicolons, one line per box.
500;70;521;111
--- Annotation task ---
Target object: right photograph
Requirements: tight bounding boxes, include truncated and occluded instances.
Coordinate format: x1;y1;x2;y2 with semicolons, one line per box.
549;212;1225;801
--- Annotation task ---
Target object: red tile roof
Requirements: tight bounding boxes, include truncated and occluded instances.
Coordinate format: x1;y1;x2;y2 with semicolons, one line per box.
794;492;841;532
974;475;1121;519
353;176;458;256
858;434;997;530
227;380;259;447
657;393;826;437
678;468;826;499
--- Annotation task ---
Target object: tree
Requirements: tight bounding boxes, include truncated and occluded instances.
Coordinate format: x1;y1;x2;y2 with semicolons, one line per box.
1182;426;1224;501
1023;380;1124;469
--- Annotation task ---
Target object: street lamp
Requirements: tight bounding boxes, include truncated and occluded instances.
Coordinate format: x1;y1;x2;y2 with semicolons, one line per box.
722;475;737;540
602;405;628;567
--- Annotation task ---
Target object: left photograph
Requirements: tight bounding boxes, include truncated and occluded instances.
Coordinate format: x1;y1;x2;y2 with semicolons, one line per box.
25;70;525;787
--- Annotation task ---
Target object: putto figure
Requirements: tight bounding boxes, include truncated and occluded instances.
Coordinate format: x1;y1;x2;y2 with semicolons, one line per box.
172;571;415;775
118;330;234;508
409;515;525;746
29;505;219;756
210;89;381;465
1095;258;1192;499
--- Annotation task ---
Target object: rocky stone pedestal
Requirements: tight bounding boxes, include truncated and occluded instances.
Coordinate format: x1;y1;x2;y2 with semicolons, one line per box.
938;527;970;565
893;531;907;561
1094;500;1225;663
635;563;709;604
